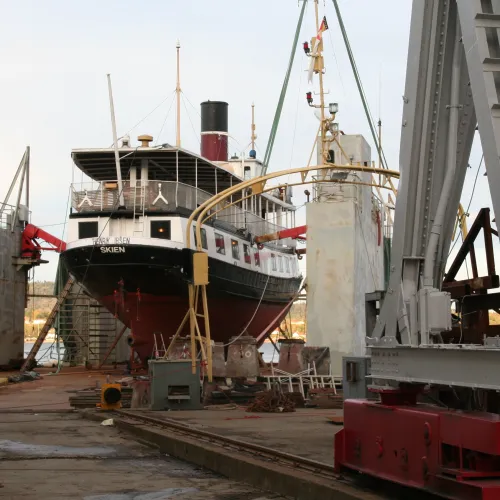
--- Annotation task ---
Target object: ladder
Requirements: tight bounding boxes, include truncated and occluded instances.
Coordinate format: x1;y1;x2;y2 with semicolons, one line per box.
133;184;145;236
21;277;75;372
152;333;167;359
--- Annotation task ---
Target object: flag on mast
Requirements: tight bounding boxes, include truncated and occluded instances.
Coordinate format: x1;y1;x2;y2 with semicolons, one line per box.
308;16;329;84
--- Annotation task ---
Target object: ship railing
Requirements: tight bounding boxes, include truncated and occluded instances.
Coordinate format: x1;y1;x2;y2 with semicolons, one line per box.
71;181;292;247
70;180;213;213
0;202;30;230
216;204;291;247
0;203;14;230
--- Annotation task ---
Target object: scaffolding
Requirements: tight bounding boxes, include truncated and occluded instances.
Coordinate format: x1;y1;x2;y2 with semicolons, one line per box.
55;287;128;367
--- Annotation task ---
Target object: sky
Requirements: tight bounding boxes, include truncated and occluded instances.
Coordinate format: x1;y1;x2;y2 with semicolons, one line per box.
0;0;493;282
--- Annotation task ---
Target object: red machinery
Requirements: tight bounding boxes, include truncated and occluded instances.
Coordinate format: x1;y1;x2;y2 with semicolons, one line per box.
254;225;306;259
336;388;500;499
20;223;66;261
254;225;307;244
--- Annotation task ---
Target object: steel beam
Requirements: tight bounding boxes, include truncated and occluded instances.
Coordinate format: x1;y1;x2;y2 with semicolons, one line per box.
445;208;493;281
461;291;500;311
369;345;500;390
442;275;500;298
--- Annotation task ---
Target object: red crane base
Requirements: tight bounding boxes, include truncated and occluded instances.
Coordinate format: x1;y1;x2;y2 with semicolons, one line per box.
335;397;500;500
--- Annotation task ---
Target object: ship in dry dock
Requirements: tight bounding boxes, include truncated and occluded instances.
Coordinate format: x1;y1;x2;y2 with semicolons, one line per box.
61;100;302;363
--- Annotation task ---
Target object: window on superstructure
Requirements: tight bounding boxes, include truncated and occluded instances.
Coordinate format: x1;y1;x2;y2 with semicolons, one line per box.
78;221;98;239
278;255;283;272
254;249;260;267
231;239;240;260
285;257;290;273
215;233;225;254
271;253;277;271
151;220;171;240
243;244;251;264
193;226;208;250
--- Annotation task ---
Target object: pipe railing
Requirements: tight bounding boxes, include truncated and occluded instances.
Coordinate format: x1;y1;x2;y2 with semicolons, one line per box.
70;180;290;245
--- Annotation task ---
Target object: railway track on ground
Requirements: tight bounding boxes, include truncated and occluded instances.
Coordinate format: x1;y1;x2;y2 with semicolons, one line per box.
114;409;338;481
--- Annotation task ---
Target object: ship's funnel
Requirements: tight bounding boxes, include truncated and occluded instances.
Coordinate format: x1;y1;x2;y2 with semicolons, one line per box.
201;101;228;161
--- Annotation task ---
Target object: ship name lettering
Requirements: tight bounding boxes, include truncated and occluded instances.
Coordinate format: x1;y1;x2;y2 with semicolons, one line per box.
93;237;110;245
100;246;126;253
114;237;130;244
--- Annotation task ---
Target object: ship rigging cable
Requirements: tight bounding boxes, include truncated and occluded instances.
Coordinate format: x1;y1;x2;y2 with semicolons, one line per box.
221;274;271;347
447;154;484;258
221;274;307;348
182;94;200;146
330;0;390;170
126;90;175;139
262;0;307;175
155;92;177;146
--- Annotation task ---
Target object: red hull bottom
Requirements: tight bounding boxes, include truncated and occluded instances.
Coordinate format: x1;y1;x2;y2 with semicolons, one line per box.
336;399;500;499
101;293;289;362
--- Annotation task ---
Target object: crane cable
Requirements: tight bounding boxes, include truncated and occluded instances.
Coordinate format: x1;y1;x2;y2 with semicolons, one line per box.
331;0;390;170
262;0;307;175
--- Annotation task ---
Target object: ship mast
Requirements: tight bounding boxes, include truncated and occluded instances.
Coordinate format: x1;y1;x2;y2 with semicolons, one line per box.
314;0;327;164
176;40;181;148
106;73;126;208
251;103;256;151
305;2;337;167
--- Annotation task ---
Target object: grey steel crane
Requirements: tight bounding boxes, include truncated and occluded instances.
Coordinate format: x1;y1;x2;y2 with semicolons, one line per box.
336;1;500;497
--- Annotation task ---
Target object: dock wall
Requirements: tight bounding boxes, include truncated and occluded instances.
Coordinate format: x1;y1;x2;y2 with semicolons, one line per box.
0;213;26;366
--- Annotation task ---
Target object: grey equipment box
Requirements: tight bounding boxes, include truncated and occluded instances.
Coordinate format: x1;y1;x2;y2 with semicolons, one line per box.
342;356;374;400
149;359;202;410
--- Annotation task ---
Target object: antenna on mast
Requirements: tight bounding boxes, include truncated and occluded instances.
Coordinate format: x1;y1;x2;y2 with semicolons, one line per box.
176;40;181;148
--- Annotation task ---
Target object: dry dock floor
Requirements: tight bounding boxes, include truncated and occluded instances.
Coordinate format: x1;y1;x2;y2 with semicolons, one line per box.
0;371;284;499
0;412;285;500
132;408;342;466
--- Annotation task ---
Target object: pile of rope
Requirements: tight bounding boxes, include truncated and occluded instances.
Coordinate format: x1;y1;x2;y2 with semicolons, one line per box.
246;389;296;413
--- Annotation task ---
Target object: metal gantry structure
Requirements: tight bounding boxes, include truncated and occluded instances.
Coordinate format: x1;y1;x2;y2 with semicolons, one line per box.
336;0;500;497
370;0;500;387
170;161;399;381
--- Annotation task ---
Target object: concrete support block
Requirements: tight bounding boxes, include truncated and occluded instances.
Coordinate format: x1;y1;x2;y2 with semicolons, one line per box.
226;336;259;378
211;342;226;378
306;195;383;376
166;336;192;360
277;339;305;374
131;380;150;408
202;380;218;405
